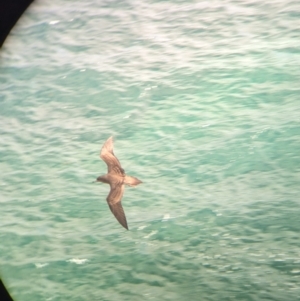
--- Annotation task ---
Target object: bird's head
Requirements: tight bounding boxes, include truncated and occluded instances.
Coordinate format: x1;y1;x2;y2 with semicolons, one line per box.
96;175;110;184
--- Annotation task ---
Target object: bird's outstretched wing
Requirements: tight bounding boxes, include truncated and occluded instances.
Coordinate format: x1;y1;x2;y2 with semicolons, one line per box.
107;183;128;230
100;136;125;176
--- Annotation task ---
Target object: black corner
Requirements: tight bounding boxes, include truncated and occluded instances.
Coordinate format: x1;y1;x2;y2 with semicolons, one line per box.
0;0;34;47
0;278;14;301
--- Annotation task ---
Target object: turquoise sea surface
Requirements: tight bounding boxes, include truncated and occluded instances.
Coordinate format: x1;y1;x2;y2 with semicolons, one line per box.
1;0;300;300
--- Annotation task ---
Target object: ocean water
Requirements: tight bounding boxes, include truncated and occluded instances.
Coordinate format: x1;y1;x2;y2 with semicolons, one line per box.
1;0;300;300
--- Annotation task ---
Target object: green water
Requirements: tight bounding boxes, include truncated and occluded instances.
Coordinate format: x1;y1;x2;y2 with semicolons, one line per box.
1;0;300;300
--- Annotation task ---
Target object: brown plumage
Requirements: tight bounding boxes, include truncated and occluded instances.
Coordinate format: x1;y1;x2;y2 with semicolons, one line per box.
96;136;142;230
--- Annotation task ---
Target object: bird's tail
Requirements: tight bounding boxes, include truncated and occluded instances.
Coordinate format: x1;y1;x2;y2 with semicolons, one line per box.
124;175;142;187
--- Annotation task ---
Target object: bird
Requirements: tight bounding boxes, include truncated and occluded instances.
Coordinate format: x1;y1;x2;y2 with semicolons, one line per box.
96;136;142;230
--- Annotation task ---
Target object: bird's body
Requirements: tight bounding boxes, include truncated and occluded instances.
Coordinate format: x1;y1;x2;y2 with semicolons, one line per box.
96;136;142;230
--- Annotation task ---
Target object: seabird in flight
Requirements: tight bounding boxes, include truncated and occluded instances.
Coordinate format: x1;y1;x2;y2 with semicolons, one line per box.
96;136;142;230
